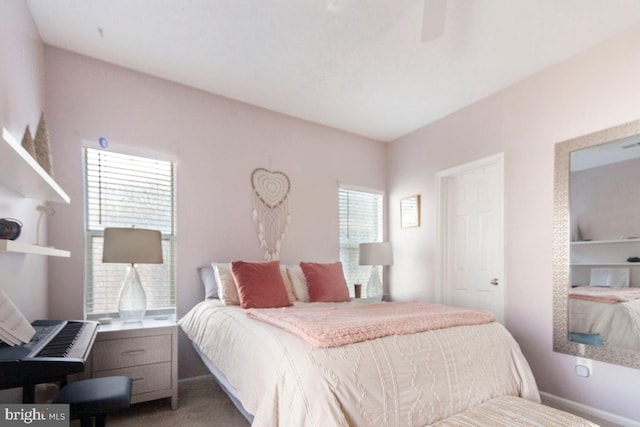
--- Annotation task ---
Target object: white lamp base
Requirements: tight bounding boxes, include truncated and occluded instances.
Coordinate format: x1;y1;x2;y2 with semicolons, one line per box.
118;264;147;323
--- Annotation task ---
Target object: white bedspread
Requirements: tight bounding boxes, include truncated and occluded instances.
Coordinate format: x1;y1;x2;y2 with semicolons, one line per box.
570;297;640;351
179;300;540;427
428;396;597;427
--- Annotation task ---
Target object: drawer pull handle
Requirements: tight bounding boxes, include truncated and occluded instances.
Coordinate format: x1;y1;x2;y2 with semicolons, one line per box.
132;377;145;382
122;349;146;356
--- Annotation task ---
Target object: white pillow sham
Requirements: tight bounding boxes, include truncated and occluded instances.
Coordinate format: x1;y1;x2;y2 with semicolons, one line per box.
280;266;297;304
287;265;309;302
213;263;240;305
198;265;218;299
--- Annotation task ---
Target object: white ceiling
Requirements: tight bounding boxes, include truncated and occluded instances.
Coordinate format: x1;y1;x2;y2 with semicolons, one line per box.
26;0;640;142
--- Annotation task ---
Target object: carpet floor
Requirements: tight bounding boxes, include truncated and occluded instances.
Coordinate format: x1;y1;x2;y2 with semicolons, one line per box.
105;376;249;427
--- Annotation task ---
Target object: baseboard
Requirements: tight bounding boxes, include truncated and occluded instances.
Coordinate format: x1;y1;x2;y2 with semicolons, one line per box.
540;391;640;427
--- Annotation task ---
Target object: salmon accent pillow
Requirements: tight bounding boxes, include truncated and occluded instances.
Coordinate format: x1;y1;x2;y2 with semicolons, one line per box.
300;262;350;303
231;261;292;309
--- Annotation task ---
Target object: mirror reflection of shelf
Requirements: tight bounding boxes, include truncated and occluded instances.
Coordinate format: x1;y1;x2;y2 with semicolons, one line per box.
571;239;640;267
0;127;70;204
571;239;640;246
571;262;639;266
0;239;70;257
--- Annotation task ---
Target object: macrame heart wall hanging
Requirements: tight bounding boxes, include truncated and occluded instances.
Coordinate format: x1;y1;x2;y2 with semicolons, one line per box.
251;168;291;261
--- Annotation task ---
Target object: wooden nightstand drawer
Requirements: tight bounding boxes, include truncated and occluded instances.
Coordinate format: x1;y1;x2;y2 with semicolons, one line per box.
92;334;171;371
89;319;178;409
93;362;172;396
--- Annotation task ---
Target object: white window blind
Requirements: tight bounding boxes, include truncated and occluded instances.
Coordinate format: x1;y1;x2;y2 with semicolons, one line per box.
84;148;176;317
339;188;383;297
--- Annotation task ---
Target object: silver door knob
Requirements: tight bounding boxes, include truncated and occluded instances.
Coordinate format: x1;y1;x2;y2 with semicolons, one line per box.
490;278;499;286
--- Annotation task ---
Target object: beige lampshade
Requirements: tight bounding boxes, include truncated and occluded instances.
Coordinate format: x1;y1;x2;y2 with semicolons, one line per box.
102;227;163;264
359;242;393;266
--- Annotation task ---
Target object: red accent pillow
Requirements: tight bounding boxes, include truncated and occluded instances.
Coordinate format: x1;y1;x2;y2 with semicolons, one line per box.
231;261;292;309
300;262;350;303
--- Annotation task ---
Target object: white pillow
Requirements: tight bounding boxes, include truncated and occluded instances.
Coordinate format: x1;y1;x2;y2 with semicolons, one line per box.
198;265;218;299
589;268;630;288
213;263;240;305
280;266;297;304
287;265;309;302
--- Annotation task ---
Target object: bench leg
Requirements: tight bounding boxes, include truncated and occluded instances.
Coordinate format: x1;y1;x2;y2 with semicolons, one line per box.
95;414;106;427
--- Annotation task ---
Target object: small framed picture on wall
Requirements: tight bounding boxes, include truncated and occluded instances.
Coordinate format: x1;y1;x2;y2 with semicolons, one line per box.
400;195;420;228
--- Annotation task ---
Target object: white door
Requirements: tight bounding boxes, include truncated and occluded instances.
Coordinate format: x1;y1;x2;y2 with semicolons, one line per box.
438;154;504;323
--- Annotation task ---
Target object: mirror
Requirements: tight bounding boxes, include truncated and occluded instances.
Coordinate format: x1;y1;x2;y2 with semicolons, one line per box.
554;118;640;368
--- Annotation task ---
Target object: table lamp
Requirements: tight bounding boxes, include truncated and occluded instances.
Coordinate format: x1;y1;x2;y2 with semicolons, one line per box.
359;242;393;300
102;227;163;322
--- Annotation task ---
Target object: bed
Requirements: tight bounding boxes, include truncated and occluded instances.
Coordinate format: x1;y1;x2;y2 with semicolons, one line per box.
181;261;595;426
569;285;640;351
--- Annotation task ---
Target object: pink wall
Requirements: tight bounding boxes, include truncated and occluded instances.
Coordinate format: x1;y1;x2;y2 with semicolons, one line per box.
10;2;640;417
0;1;48;321
387;25;640;420
43;47;387;378
571;158;640;241
0;0;48;403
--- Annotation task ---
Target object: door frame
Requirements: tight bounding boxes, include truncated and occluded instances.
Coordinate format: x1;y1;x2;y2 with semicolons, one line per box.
434;153;505;321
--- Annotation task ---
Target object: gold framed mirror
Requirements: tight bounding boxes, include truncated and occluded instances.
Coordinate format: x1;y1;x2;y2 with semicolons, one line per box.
553;118;640;368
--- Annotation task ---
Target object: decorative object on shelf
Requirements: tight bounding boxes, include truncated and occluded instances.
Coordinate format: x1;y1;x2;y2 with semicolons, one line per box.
359;242;393;300
34;111;53;176
1;127;70;204
21;125;36;158
102;227;163;323
0;218;22;240
400;194;421;228
35;205;55;246
572;223;583;242
251;167;291;261
627;257;640;263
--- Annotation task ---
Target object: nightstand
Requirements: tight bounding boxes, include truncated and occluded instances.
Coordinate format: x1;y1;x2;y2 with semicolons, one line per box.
87;318;178;409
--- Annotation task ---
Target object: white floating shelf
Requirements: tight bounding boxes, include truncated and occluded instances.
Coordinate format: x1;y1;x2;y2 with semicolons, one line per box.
0;128;70;204
0;239;70;257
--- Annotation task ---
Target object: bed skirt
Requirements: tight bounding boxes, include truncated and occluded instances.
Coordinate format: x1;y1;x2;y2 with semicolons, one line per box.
192;341;254;423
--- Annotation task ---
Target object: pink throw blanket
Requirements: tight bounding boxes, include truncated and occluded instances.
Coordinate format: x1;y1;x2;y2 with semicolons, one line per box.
569;286;640;304
246;301;495;347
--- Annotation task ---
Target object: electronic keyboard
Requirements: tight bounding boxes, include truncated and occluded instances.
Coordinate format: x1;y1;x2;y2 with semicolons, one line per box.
0;320;99;402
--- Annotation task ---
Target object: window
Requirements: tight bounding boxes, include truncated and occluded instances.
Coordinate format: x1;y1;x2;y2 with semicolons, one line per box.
84;148;176;318
339;187;384;297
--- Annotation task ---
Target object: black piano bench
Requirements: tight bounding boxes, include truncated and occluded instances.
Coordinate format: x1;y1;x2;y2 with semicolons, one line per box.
52;376;133;427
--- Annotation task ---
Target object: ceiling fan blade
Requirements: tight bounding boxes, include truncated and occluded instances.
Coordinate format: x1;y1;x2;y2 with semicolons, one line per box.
422;0;446;42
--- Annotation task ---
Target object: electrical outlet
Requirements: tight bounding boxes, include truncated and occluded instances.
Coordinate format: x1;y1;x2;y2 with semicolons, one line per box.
576;357;592;377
